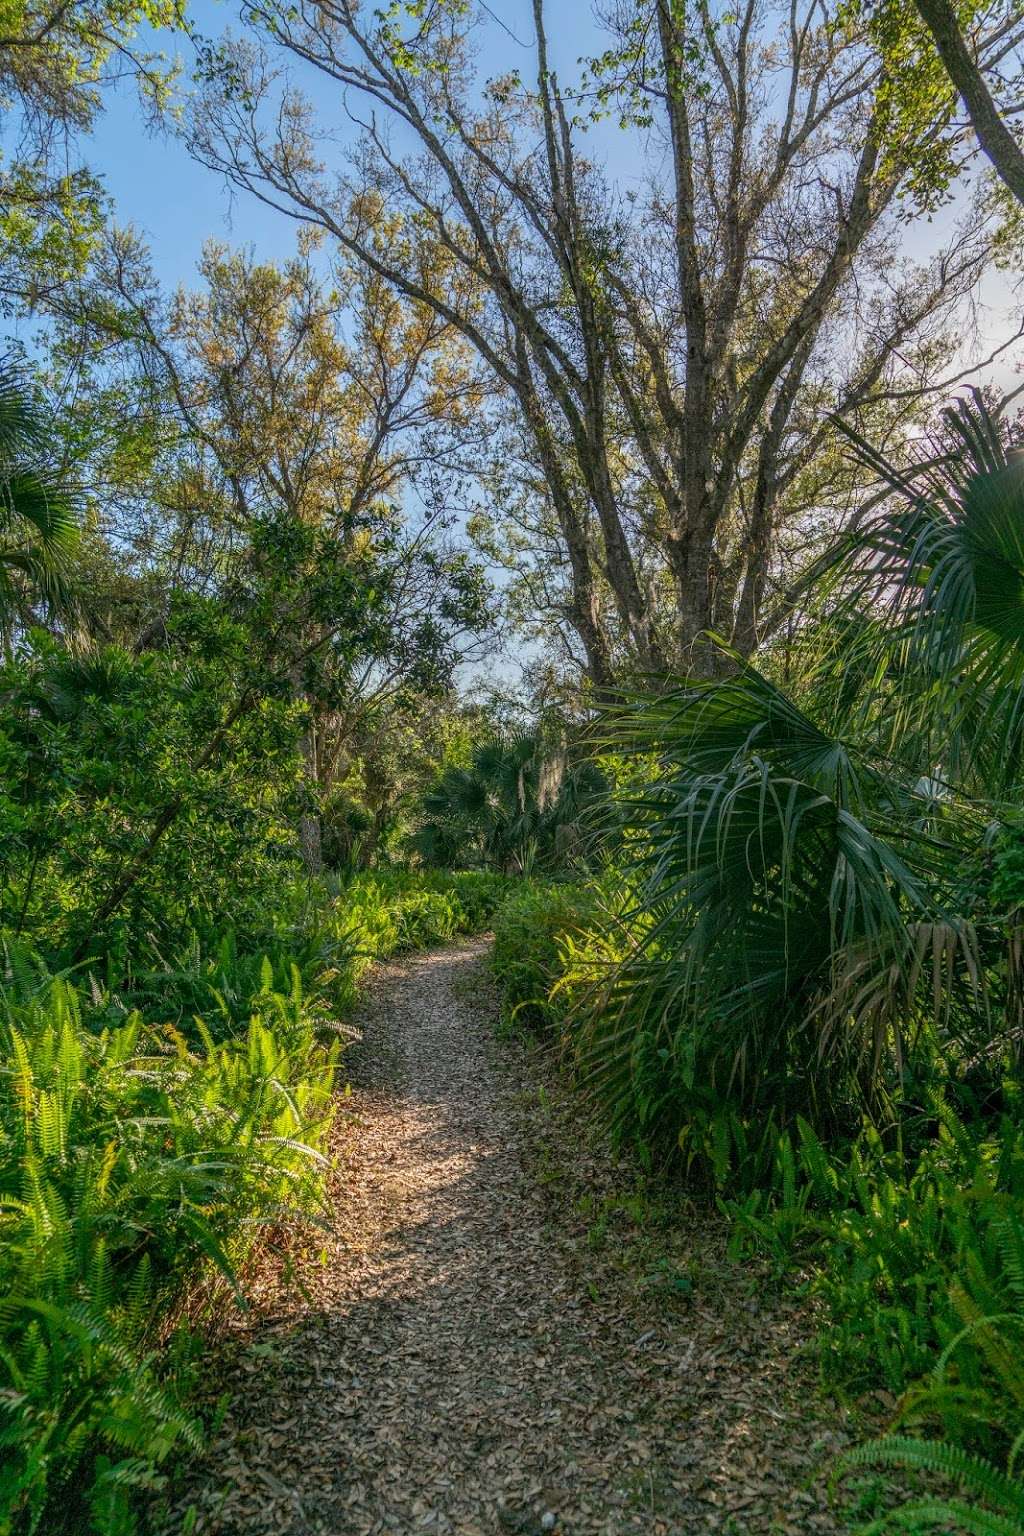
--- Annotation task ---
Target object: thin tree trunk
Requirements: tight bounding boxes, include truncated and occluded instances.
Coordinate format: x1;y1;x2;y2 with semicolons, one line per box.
297;717;323;876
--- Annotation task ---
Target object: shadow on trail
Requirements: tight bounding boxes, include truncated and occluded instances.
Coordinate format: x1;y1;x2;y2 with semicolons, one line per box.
169;942;848;1536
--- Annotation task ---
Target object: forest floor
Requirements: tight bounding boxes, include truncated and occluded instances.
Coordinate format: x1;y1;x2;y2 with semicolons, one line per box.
167;938;856;1536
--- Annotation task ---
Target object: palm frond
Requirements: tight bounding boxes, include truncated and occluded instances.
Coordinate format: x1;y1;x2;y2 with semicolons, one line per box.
0;357;80;628
804;395;1024;795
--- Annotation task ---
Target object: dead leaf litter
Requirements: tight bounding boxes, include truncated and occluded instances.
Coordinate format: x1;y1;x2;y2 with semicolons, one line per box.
162;938;852;1535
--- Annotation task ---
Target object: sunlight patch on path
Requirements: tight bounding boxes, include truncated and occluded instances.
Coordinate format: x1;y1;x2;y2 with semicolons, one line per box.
168;940;848;1536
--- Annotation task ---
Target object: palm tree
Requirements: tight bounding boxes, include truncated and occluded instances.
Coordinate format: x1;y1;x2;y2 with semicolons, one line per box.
414;731;606;874
589;393;1024;1147
0;356;80;639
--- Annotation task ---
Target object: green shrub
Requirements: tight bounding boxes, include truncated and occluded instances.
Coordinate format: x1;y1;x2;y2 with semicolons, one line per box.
831;1203;1024;1531
826;1155;1024;1426
104;869;507;1045
490;881;602;1033
718;1101;1024;1406
0;635;306;970
315;868;508;1012
412;731;609;876
434;870;509;931
0;947;338;1535
841;1433;1024;1534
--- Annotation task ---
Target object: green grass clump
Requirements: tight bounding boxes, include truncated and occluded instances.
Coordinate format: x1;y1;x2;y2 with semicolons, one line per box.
490;881;604;1033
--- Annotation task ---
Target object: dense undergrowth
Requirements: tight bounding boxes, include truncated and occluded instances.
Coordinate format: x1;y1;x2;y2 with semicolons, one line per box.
486;403;1024;1532
8;348;1024;1533
490;881;1024;1530
0;867;506;1536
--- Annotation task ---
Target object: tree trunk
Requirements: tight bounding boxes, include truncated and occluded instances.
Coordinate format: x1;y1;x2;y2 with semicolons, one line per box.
914;0;1024;208
298;810;323;875
668;525;722;678
292;664;323;876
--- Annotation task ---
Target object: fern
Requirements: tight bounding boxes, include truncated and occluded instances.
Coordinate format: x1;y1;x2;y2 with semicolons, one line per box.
0;939;339;1534
844;1435;1024;1533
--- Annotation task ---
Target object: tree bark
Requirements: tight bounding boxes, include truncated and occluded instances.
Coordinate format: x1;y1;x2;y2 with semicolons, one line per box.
914;0;1024;207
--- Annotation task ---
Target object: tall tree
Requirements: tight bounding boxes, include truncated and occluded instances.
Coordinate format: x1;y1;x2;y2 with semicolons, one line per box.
185;0;1016;682
46;229;493;878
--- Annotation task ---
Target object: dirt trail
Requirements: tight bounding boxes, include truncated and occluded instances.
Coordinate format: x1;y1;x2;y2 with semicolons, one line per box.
174;939;850;1536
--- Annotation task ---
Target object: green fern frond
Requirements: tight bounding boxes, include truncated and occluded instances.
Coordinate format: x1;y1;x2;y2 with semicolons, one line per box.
843;1435;1024;1516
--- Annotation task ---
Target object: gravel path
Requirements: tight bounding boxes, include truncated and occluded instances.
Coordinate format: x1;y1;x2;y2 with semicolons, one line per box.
173;939;851;1536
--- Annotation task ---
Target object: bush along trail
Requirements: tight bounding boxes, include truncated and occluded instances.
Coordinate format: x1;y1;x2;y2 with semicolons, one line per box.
161;938;850;1536
0;871;507;1536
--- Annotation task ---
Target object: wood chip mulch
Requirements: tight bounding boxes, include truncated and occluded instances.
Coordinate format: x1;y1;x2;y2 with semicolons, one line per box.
160;938;855;1536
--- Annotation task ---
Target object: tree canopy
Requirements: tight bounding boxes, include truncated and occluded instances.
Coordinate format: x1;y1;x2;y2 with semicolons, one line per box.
184;0;1024;683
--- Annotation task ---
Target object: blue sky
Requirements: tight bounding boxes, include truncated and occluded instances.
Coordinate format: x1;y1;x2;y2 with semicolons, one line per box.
85;0;623;292
87;1;322;285
82;0;1021;397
